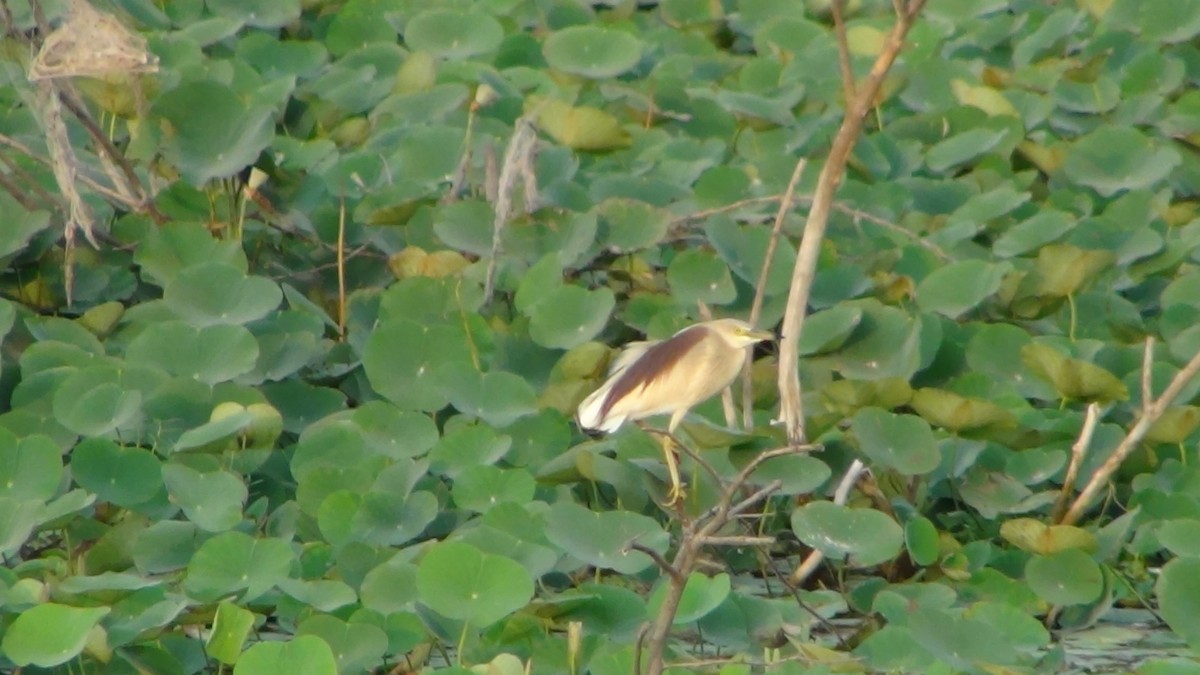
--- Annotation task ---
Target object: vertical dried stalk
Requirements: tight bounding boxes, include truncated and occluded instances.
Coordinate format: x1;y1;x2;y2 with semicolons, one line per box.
336;197;347;339
776;0;927;444
1061;346;1200;525
742;159;807;429
483;115;538;302
1050;403;1099;523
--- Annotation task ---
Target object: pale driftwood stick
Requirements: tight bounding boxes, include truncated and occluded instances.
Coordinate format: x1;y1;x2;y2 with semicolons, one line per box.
830;0;856;104
789;459;868;586
776;0;927;445
1050;403;1099;523
742;159;807;429
1061;346;1200;525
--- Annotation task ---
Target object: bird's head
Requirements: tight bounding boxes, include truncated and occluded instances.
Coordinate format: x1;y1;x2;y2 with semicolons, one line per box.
710;319;775;348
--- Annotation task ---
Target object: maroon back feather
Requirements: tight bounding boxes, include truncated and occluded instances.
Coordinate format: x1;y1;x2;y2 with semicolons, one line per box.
597;325;707;420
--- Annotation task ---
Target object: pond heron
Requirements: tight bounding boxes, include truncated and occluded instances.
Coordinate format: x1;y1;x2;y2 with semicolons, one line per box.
577;318;774;503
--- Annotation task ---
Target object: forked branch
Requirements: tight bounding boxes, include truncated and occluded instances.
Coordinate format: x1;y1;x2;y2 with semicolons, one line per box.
776;0;928;444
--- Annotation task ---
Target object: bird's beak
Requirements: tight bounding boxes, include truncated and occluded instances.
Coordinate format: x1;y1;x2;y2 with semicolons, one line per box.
747;329;775;341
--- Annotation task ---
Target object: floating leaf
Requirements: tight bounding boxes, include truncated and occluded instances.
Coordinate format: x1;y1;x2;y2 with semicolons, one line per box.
544;503;669;574
909;388;1016;432
1;604;110;667
1025;549;1103;605
1000;518;1096;555
162;463;246;532
799;306;862;356
163;262;282;327
648;572;730;625
207;601;255;665
126;321;258;384
1063;126;1181;197
667;249;736;305
71;438;161;507
184;531;293;602
233;635;337;675
533;98;631;151
1031;244;1114;298
404;9;503;59
849;407;939;475
152;80;276;185
543;26;643;78
437;362;538;427
791;502;903;567
1021;343;1128;402
296;615;388;675
528;285;615;350
416;541;534;626
0;431;61;502
915;260;1007;319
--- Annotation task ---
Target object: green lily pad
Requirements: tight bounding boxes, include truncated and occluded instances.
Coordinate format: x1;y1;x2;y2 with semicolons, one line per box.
52;369;142;437
667;249;736;305
416;541;534;626
363;320;473;412
0;431;61;502
71;438;161;507
1025;548;1103;605
543;25;643;78
544;502;669;574
451;465;537;513
596;199;671;252
296;615;388;675
850;407;939;475
1021;343;1128;402
404;9;503;59
909;388;1016;432
184;531;293;602
1000;518;1096;555
1;603;110;668
648;572;731;625
799;306;862;356
233;635;337;675
207;601;255;665
162;463;246;532
905;516;940;566
126;321;258;384
534;99;631;151
207;0;300;27
915;260;1007;319
791;502;904;567
528;285;615;350
1063;126;1181;197
437;362;538;427
152;80;276;185
163;262;282;327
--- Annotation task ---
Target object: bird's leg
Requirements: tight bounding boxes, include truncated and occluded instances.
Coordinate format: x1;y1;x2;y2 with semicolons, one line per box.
642;427;687;507
659;433;686;507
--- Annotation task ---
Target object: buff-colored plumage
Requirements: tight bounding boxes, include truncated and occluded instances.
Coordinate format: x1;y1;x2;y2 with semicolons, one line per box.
578;319;773;432
577;319;773;502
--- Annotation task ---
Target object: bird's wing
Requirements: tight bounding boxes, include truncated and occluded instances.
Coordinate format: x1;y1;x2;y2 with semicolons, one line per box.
595;325;707;423
607;340;656;376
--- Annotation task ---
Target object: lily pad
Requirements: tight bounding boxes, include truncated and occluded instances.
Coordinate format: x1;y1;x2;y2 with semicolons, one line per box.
543;26;643;78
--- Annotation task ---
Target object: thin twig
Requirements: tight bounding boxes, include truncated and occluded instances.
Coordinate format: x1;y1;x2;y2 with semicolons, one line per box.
1141;337;1155;409
742;159;807;429
336;197;347;339
830;0;856;104
626;542;683;584
1051;403;1100;523
697;535;776;546
1062;347;1200;525
776;0;928;444
790;460;868;586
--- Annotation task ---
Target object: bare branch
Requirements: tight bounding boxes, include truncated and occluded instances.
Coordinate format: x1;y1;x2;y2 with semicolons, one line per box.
1062;347;1200;525
626;542;682;584
742;159;807;428
830;0;856;104
697;535;776;547
1050;403;1099;523
1141;336;1155;411
776;0;928;444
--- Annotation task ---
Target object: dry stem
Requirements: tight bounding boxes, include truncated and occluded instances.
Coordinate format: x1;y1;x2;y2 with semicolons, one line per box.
1050;403;1099;523
776;0;928;444
1060;345;1200;525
